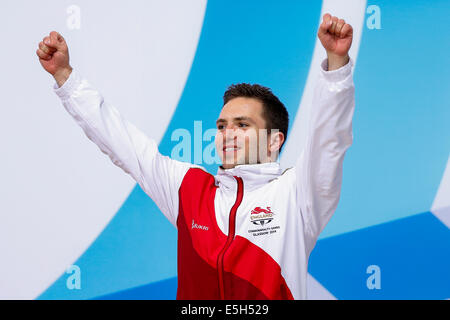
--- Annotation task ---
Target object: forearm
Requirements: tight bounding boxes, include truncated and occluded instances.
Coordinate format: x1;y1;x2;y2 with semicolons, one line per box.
53;69;154;182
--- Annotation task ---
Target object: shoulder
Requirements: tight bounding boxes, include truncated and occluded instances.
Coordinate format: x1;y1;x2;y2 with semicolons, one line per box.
181;166;216;189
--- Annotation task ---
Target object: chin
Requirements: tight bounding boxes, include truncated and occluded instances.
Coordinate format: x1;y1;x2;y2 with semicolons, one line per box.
221;164;236;169
220;151;240;168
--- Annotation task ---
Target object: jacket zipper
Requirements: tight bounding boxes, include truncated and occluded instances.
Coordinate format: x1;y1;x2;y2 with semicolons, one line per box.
217;176;244;300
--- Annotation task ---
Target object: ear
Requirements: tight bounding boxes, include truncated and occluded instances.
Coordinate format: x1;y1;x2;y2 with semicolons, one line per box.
268;130;285;157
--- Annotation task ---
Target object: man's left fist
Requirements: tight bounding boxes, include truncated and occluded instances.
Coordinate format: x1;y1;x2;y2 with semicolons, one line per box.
318;13;353;58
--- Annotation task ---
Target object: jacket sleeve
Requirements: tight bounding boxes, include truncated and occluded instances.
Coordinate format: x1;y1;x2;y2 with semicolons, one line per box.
53;69;198;227
295;58;355;252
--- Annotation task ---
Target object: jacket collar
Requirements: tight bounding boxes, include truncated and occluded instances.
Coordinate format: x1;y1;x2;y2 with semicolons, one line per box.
215;162;283;192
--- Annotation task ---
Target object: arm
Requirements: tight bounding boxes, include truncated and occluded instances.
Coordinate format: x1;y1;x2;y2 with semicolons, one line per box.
37;31;198;227
296;14;355;251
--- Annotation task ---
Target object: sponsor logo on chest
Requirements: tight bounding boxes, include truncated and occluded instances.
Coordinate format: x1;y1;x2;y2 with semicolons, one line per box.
248;206;280;237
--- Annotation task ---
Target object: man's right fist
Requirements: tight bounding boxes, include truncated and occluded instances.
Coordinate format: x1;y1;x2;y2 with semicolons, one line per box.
36;31;72;86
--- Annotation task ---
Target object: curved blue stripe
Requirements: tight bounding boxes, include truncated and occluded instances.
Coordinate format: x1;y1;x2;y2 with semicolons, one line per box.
38;0;321;299
92;277;178;300
159;1;321;172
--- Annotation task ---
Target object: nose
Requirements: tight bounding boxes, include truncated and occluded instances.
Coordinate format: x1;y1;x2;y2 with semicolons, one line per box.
216;129;238;151
222;125;239;142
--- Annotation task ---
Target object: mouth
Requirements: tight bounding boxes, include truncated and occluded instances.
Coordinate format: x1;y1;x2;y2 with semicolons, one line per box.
223;146;240;153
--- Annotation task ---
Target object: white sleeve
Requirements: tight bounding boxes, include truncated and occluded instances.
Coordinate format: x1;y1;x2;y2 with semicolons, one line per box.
295;58;355;252
53;69;199;227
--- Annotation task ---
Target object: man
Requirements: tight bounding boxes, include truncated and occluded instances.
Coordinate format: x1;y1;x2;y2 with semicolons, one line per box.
36;13;355;300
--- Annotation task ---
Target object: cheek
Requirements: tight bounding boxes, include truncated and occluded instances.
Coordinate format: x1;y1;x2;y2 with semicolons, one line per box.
215;134;222;148
235;132;249;149
242;130;259;150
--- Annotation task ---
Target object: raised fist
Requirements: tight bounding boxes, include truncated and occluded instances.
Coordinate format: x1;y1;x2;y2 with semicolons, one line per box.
36;31;72;84
318;13;353;57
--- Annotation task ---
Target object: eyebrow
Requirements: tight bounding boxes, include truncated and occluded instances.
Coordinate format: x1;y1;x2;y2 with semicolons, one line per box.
216;116;255;125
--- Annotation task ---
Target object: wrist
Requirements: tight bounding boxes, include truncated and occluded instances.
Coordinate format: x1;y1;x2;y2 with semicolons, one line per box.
326;53;349;71
53;66;73;88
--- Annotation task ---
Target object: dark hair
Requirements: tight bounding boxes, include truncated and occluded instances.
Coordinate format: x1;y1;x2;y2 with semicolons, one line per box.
223;83;289;152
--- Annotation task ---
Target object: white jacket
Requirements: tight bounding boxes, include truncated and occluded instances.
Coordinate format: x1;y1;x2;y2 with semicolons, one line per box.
53;58;355;300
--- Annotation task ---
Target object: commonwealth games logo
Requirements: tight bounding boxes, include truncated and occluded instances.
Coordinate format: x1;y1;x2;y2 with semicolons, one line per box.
250;206;274;226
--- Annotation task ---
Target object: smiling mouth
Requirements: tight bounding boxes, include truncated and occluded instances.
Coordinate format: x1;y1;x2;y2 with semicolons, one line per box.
223;146;240;152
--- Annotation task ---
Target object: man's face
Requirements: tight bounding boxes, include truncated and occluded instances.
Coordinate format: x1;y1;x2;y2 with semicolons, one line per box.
215;97;269;169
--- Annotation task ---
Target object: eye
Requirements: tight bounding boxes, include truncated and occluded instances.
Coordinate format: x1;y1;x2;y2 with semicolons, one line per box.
238;122;249;128
217;124;225;130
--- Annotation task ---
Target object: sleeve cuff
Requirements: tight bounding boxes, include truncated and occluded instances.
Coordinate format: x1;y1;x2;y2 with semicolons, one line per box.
320;57;354;82
53;69;82;100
